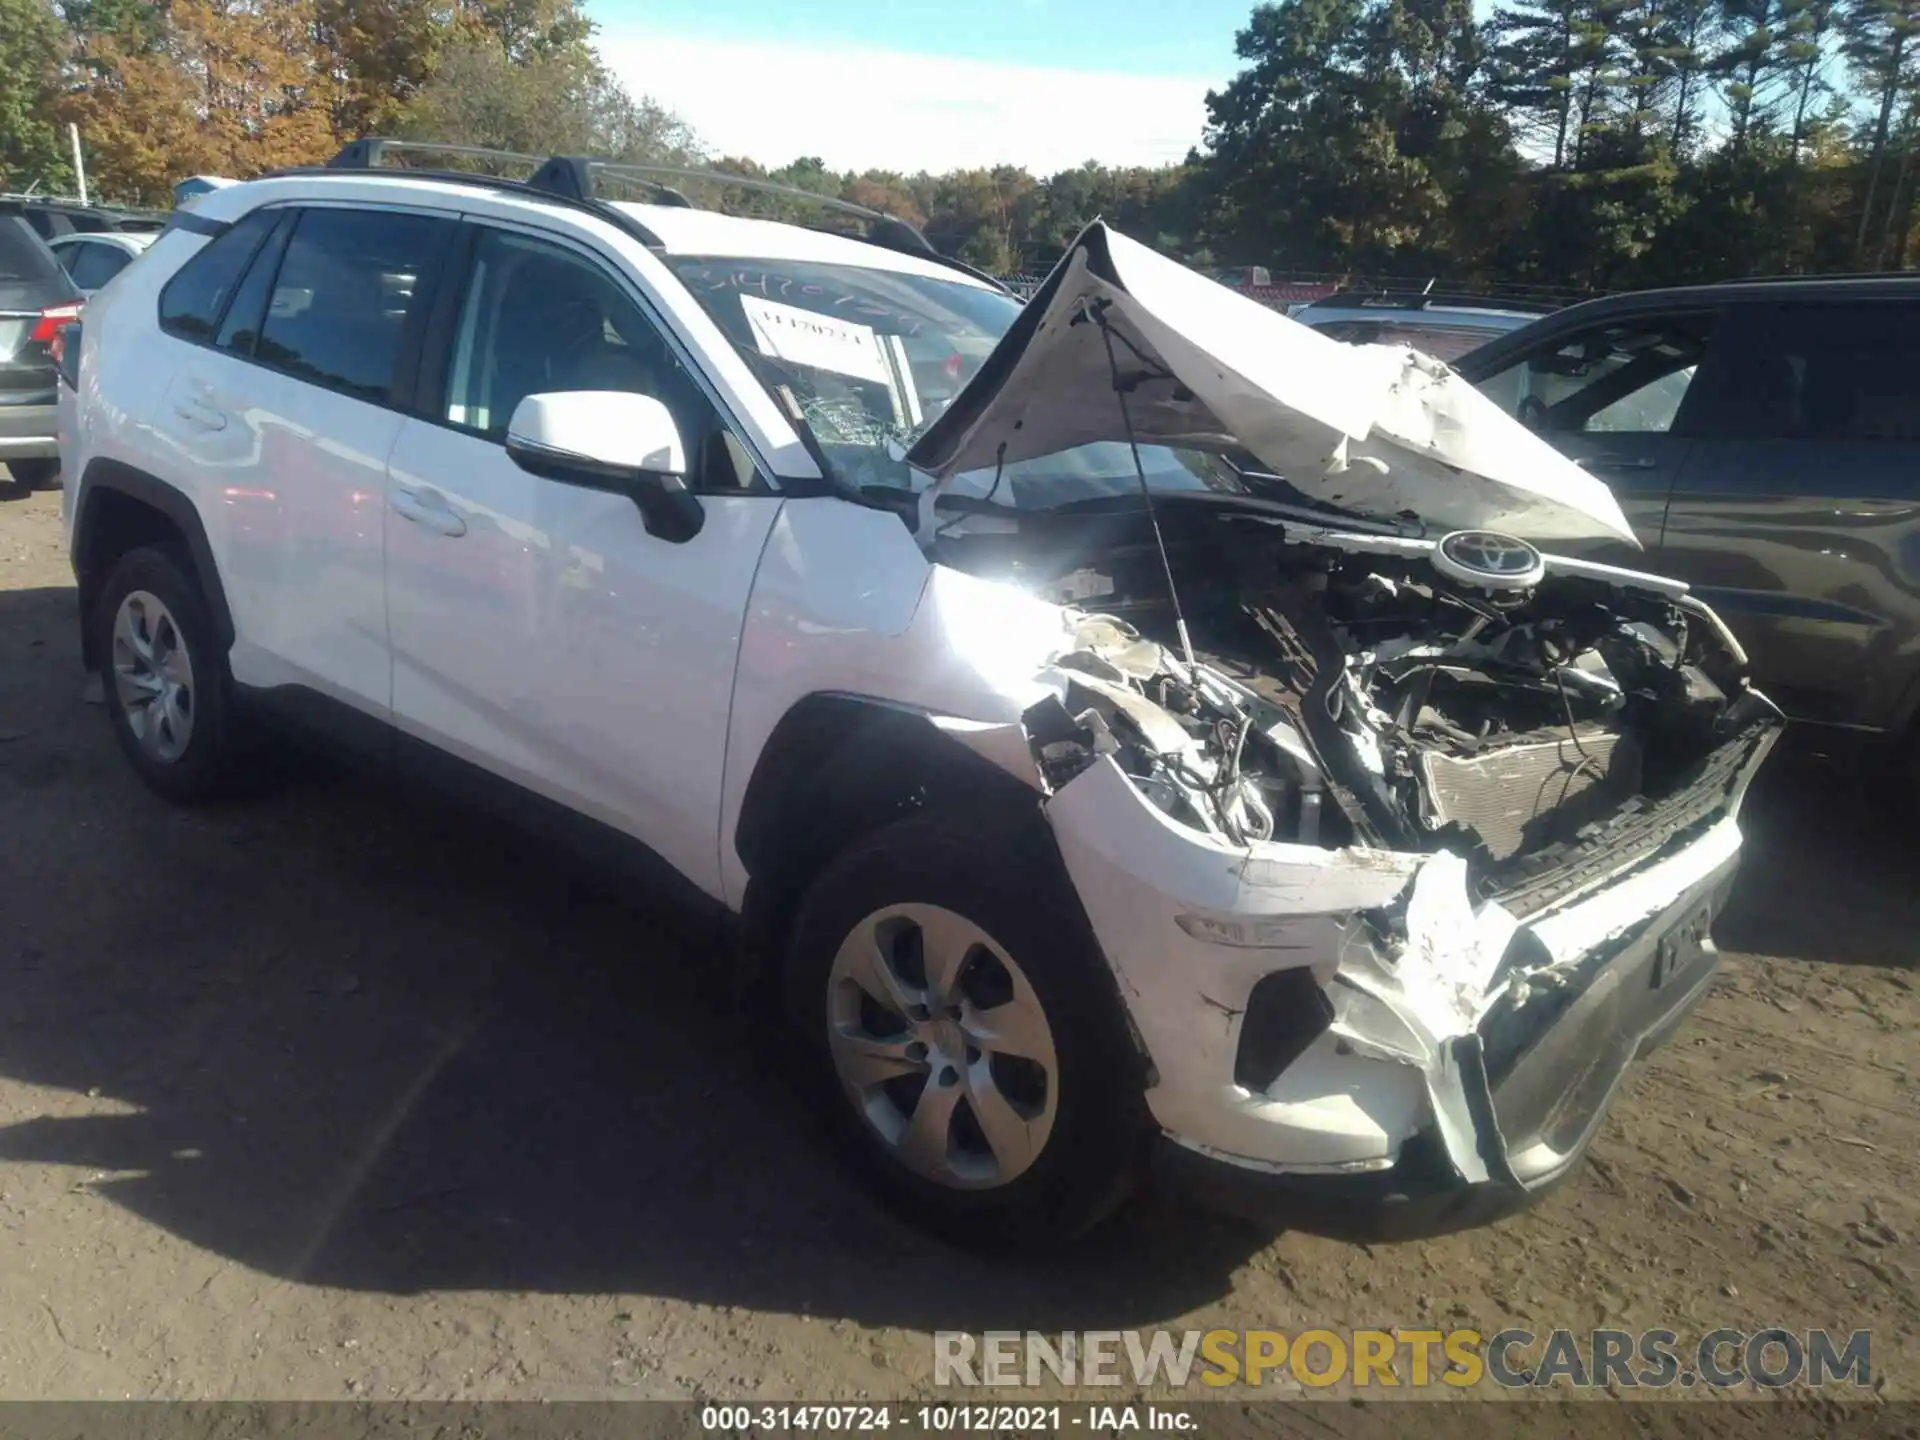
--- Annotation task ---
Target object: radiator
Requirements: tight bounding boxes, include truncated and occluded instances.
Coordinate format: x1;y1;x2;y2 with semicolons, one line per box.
1416;728;1641;861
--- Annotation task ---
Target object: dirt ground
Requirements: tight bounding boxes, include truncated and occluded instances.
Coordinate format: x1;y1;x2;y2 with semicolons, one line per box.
1;475;1915;1410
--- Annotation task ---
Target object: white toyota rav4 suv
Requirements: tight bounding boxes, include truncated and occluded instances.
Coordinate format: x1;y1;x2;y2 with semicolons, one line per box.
58;143;1781;1249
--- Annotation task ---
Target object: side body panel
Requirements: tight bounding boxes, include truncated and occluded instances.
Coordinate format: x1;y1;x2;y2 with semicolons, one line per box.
719;497;1074;909
386;416;784;901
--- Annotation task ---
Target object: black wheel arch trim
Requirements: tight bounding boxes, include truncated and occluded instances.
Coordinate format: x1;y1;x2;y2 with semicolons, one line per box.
728;694;1153;1073
73;458;235;669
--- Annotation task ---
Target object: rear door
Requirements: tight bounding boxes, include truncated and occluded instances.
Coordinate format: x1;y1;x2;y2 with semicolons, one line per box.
1470;309;1720;566
153;202;458;725
1654;299;1920;730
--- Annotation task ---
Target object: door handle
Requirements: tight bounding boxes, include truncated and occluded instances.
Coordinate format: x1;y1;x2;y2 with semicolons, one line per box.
171;399;227;432
390;489;468;537
1584;455;1658;471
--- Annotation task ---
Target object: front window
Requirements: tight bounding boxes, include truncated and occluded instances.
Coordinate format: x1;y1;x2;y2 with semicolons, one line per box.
666;256;1243;509
1476;316;1714;436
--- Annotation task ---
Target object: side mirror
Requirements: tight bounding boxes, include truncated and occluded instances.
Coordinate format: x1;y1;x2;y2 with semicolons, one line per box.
504;391;704;543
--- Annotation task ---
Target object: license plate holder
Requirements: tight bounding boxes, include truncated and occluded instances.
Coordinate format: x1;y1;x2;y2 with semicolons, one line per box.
1650;900;1713;991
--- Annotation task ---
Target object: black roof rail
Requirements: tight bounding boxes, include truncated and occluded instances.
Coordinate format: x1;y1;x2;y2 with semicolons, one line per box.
308;138;1008;293
529;155;1007;290
1710;270;1920;285
274;140;665;248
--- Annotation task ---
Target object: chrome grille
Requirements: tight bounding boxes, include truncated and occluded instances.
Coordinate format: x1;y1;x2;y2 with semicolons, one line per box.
1417;728;1641;862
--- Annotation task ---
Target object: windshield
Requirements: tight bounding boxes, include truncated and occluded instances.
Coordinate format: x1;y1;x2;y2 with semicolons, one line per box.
666;255;1254;510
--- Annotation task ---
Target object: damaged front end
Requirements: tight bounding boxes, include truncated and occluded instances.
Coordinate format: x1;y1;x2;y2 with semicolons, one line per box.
894;220;1783;1234
991;535;1778;1235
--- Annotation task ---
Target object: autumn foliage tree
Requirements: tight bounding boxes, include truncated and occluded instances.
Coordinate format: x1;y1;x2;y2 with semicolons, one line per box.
6;0;1920;283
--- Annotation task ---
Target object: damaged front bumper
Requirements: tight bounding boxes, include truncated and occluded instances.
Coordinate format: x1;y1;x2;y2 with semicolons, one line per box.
1043;721;1777;1241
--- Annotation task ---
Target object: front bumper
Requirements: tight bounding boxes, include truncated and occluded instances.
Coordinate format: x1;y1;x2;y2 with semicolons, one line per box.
0;398;58;460
1150;852;1733;1239
1043;720;1776;1240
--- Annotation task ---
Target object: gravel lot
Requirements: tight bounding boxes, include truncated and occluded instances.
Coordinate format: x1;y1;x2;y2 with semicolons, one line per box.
1;475;1914;1413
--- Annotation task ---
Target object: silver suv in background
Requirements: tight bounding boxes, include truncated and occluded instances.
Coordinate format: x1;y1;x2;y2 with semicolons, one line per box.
1292;290;1552;363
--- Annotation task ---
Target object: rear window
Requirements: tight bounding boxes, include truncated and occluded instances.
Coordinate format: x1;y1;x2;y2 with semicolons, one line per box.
1686;301;1920;442
158;208;282;342
0;216;61;283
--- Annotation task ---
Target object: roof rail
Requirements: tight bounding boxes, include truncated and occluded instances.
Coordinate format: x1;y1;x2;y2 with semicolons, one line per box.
311;138;1008;292
1711;270;1920;285
1309;286;1562;315
527;156;1008;288
274;140;666;248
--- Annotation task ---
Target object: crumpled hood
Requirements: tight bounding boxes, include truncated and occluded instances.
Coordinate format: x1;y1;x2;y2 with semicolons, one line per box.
906;222;1636;545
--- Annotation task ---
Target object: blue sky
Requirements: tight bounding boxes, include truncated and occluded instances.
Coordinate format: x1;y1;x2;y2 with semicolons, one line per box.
593;0;1253;174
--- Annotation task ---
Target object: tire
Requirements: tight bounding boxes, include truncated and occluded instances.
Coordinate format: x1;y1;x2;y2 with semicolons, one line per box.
783;805;1148;1251
6;459;57;491
91;544;248;803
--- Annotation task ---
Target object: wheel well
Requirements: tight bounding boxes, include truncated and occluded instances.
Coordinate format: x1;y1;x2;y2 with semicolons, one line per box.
73;461;231;672
732;695;1045;986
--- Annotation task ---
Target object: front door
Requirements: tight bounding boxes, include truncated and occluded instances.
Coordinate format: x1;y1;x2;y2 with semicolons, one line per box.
1653;300;1920;729
382;222;782;900
1471;309;1720;569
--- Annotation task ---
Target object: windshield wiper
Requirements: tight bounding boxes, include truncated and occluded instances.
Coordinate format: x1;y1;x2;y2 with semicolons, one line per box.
1039;486;1421;537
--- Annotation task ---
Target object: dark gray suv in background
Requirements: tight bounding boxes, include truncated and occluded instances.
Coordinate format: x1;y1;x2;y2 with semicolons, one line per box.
1455;277;1920;766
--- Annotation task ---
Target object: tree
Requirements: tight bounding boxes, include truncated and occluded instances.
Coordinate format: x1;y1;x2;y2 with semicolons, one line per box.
59;0;339;203
1487;0;1632;170
398;35;699;164
1200;0;1497;271
1841;0;1920;258
312;0;453;137
1715;0;1792;154
0;0;73;192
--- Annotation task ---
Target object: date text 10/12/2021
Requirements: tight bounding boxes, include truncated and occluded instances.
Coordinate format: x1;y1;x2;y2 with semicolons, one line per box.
700;1406;1197;1432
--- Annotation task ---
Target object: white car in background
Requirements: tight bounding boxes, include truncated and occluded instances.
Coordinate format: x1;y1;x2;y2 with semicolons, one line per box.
47;231;154;297
55;143;1779;1248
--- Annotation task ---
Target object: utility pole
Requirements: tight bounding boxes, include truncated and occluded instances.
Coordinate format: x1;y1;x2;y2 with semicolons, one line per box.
69;125;88;206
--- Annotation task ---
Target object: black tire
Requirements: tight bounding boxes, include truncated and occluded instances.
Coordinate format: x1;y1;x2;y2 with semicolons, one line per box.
91;544;248;803
783;805;1149;1251
6;459;57;491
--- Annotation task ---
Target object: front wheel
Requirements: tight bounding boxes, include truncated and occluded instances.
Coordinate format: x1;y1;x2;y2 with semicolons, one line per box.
784;807;1147;1250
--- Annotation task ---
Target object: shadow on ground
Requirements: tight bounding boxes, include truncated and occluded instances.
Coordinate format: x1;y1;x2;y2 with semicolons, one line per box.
0;584;1265;1331
1713;751;1920;970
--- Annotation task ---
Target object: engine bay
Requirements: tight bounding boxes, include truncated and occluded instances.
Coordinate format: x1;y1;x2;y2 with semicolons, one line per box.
937;500;1776;894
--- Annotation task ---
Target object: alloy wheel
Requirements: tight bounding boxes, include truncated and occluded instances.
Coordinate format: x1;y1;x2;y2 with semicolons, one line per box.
825;903;1059;1189
111;589;195;763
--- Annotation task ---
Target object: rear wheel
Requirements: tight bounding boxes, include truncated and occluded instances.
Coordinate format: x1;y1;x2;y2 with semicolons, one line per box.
784;807;1147;1250
92;545;249;802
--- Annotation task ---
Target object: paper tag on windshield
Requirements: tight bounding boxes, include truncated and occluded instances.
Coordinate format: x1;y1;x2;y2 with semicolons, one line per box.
741;295;893;387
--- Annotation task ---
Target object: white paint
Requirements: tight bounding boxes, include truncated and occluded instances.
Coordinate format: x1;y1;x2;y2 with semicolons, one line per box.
908;224;1638;544
506;391;688;474
718;498;1075;905
386;422;782;901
